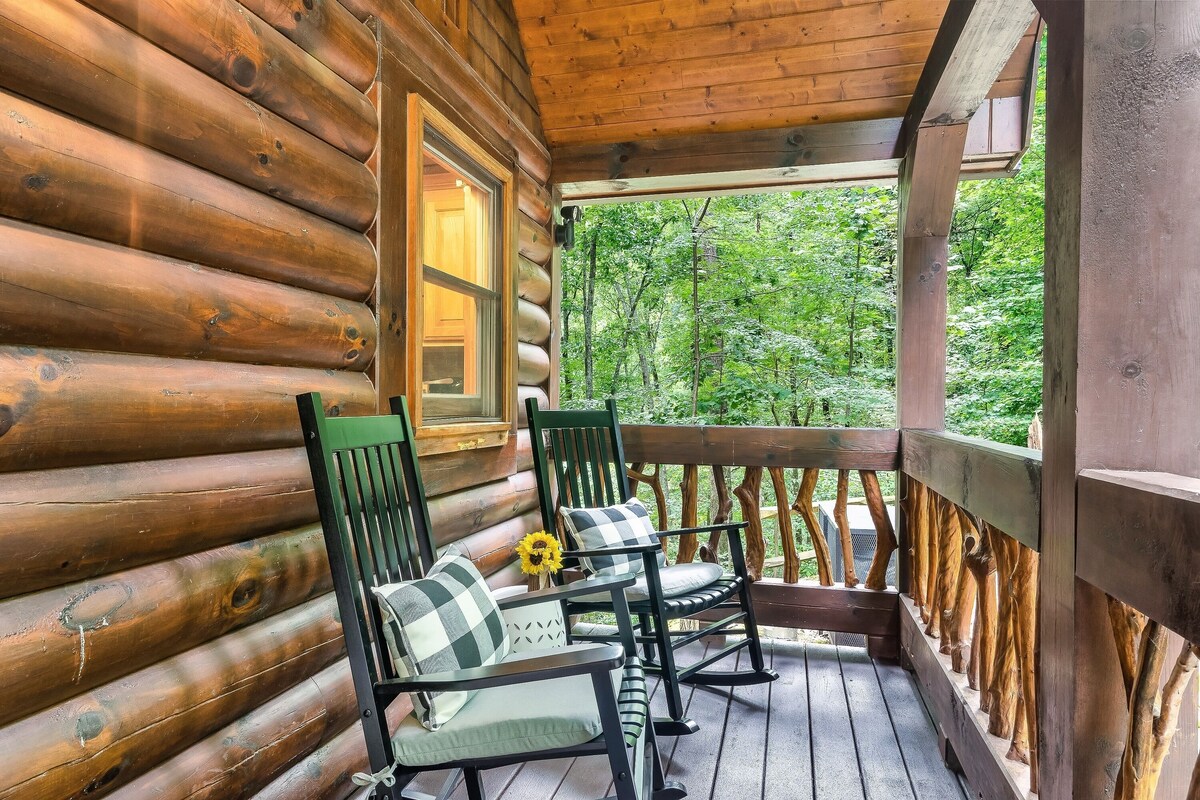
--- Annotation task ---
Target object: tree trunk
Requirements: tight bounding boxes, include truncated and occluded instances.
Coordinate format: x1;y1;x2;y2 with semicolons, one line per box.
583;233;597;401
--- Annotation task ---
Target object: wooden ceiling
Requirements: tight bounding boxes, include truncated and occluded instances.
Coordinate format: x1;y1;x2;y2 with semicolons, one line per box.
511;0;1037;149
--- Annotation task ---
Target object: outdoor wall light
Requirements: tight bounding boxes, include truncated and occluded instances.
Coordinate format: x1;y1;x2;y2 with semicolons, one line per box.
555;205;582;250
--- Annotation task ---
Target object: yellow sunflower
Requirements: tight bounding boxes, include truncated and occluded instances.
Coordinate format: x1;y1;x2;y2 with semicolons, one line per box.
517;531;563;576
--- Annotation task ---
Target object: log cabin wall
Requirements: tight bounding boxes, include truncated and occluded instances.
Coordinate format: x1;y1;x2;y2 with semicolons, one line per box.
0;0;553;797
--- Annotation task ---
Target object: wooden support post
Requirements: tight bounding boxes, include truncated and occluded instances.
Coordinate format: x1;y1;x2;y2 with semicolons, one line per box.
1036;2;1200;797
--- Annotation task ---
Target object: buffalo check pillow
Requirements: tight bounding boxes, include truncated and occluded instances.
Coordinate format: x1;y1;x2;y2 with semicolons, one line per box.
560;497;666;578
372;546;510;731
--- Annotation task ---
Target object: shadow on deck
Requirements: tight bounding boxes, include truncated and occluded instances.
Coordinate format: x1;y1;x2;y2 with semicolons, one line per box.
411;639;968;800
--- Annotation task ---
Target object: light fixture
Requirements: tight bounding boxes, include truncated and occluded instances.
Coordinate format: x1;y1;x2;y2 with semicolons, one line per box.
555;205;582;250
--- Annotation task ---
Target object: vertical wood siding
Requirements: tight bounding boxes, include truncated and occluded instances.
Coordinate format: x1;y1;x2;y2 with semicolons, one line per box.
0;0;553;796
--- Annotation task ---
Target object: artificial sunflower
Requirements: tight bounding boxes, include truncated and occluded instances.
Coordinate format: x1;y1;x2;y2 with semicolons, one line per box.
517;531;563;578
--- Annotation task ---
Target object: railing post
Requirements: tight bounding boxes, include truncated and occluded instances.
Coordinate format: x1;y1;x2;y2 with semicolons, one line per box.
1037;2;1200;797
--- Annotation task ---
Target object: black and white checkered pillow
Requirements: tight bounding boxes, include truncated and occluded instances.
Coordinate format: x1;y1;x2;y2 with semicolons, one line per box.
560;497;666;578
372;546;510;730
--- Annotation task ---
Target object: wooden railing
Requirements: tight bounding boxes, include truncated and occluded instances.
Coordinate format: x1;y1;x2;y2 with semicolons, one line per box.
1076;470;1200;800
621;425;904;653
899;430;1042;800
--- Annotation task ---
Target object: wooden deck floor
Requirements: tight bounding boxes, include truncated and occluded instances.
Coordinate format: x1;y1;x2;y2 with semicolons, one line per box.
411;639;968;800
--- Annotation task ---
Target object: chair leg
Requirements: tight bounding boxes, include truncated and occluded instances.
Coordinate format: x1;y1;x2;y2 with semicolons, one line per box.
648;611;699;737
462;768;485;800
646;720;687;800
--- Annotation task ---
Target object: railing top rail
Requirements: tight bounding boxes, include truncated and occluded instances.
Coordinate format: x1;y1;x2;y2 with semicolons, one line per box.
619;425;900;471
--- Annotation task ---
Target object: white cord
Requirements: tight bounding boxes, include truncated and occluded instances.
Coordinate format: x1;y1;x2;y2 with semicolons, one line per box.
351;760;399;788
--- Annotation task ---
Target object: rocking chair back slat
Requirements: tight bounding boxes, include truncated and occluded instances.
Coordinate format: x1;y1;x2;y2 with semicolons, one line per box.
527;398;633;565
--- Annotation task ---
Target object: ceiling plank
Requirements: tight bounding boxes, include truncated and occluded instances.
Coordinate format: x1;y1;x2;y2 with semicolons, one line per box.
902;0;1036;139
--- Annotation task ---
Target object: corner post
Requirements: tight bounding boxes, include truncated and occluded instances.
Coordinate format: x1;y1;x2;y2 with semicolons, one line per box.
1038;2;1200;797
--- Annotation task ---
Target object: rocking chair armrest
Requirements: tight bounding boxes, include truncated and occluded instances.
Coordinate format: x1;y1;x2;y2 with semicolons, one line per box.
375;644;625;695
656;521;749;539
496;574;636;610
561;542;664;559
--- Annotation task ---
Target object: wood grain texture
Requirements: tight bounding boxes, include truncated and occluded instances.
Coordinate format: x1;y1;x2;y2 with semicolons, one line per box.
518;256;553;304
0;449;315;600
0;0;378;231
901;429;1041;551
621;425;899;469
748;578;898;636
517;341;552;385
106;659;357;799
518;298;553;345
238;0;377;91
0;526;331;729
0;347;374;472
0;90;377;300
426;470;540;546
420;428;535;498
0;220;376;370
81;0;377;160
0;595;344;800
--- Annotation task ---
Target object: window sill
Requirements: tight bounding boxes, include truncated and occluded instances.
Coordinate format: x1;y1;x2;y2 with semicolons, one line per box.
415;421;511;457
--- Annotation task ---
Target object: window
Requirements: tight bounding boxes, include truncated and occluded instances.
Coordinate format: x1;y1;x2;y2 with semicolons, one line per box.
407;95;514;453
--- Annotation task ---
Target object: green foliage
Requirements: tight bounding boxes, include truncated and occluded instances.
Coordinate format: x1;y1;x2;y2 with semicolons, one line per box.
561;60;1046;450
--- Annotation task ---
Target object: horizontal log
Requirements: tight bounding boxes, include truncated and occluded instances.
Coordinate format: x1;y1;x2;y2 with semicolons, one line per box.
744;578;898;635
1077;470;1200;645
0;91;376;300
519;212;553;265
252;691;413;800
518;385;550;428
238;0;377;91
0;347;374;472
454;510;542;577
420;428;534;498
81;0;377;161
0;595;344;800
361;1;550;181
0;448;316;600
0;220;376;370
518;170;553;226
485;559;525;591
621;425;900;470
0;0;377;231
108;659;357;800
901;429;1041;551
900;597;1030;800
0;525;331;729
518;256;553;305
427;470;539;545
518;298;552;345
517;341;551;385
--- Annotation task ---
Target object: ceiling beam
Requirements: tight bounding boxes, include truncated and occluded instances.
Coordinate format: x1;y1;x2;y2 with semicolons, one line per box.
902;0;1037;146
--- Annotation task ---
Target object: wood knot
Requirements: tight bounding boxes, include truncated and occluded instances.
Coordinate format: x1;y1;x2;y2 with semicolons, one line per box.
257;153;270;165
346;326;359;338
293;10;302;21
328;404;341;417
231;55;257;87
23;173;49;192
1121;361;1142;378
40;364;58;381
76;711;106;742
230;578;260;609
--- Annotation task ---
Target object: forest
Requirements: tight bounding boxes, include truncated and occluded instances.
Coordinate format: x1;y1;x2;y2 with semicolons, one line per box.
559;70;1045;450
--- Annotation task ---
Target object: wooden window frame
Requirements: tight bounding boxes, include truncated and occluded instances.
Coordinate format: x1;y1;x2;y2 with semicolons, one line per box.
406;93;515;456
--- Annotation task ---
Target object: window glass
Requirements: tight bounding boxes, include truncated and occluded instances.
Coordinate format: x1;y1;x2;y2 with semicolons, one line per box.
419;129;503;423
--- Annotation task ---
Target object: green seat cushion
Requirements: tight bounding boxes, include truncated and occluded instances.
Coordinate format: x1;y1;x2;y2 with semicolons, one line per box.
392;645;627;767
574;561;724;603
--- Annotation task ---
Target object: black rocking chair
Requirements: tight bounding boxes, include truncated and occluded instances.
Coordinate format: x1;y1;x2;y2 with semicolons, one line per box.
297;392;686;800
526;398;779;737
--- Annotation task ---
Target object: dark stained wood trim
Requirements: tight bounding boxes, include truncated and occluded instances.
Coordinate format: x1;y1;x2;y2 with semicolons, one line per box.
746;578;899;637
902;0;1038;144
619;425;899;470
901;429;1041;551
900;597;1030;800
1077;470;1200;646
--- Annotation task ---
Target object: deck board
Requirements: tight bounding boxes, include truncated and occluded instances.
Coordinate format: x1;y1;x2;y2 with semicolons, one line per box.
467;639;965;800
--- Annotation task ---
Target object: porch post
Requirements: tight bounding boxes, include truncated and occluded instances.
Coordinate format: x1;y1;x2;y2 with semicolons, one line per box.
895;124;968;433
1037;2;1200;798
